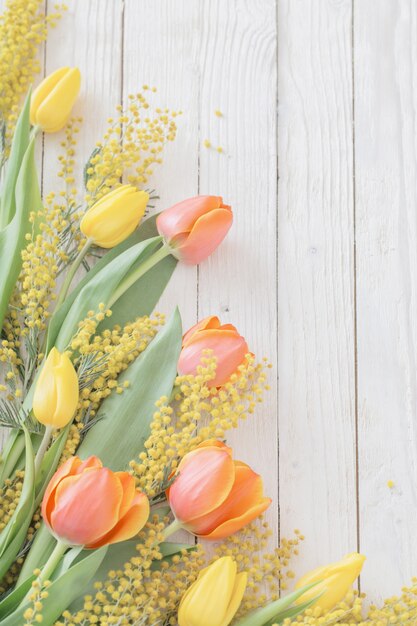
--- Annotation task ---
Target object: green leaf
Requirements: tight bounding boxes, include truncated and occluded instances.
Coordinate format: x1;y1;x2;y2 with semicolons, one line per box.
0;428;35;580
0;574;35;619
263;595;322;624
0;90;31;230
1;547;107;626
78;308;182;469
16;522;53;585
46;214;177;351
0;131;42;332
233;583;321;626
34;425;70;508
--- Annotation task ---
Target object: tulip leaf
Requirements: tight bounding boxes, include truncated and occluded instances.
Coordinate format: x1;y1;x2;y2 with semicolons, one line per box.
51;236;163;351
0;90;31;230
0;574;35;619
0;130;42;333
263;595;323;625
233;582;321;626
1;547;107;626
16;522;53;585
46;214;176;351
78;307;182;469
34;424;70;508
0;427;35;580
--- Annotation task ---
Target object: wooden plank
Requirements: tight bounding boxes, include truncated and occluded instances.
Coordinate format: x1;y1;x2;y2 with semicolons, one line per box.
123;0;200;331
354;0;417;600
277;0;357;577
197;0;279;538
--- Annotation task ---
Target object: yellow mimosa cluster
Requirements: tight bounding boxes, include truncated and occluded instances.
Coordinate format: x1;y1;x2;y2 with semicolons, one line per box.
84;89;180;207
0;0;65;152
130;353;270;498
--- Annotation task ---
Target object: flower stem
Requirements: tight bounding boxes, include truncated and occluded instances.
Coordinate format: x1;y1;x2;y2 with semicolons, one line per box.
55;238;92;310
23;540;68;603
107;243;172;308
161;518;182;540
34;425;54;477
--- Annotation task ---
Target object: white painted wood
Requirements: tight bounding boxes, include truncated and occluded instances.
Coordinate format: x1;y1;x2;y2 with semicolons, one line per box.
197;0;279;540
277;0;357;578
354;0;417;601
123;0;200;332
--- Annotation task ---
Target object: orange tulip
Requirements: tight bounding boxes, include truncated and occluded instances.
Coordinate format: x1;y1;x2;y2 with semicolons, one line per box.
178;316;249;387
42;455;149;548
156;195;233;265
167;441;271;540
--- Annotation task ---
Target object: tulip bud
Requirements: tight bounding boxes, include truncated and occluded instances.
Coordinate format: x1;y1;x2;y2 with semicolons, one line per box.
80;185;149;248
178;557;247;626
33;348;79;429
30;67;81;133
178;316;249;387
157;195;233;265
42;455;150;548
167;440;271;540
295;553;366;612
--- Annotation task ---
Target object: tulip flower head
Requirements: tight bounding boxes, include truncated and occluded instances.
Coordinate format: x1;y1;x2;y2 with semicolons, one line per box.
80;185;149;248
42;455;150;548
178;316;249;387
167;440;271;540
295;552;366;612
156;195;233;265
30;66;81;133
178;556;247;626
33;347;79;429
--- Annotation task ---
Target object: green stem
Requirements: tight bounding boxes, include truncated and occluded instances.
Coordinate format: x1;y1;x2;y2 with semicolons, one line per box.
161;518;182;540
34;425;53;477
55;238;92;310
30;124;41;140
31;539;68;592
107;243;171;308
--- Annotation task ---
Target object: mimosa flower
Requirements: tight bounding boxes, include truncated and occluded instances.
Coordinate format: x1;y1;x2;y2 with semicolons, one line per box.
178;316;249;387
30;66;81;132
167;440;271;540
156;195;233;264
295;552;366;612
178;556;247;626
33;348;79;429
42;455;149;548
80;185;149;248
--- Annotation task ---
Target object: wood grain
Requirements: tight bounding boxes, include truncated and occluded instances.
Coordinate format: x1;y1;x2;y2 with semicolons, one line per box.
277;0;357;577
354;0;417;600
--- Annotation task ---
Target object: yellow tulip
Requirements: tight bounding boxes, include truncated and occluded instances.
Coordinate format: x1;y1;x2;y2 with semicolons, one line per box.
80;185;149;248
295;552;366;613
33;348;79;429
30;67;81;133
178;556;247;626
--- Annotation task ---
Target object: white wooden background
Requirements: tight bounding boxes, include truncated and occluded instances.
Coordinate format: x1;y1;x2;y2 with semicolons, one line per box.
2;0;417;605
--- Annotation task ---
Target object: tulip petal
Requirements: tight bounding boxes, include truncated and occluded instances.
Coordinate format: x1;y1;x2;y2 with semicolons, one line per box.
182;316;221;346
221;571;248;626
50;468;123;546
41;455;82;526
36;68;81;133
178;208;233;265
114;471;136;518
30;67;69;125
157;196;225;242
87;490;150;549
192;462;271;539
178;329;248;387
168;447;235;524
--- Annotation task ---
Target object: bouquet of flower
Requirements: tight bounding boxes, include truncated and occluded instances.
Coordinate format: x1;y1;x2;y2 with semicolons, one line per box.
1;2;417;626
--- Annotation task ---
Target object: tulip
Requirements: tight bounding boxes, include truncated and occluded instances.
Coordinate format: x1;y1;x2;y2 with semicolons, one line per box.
156;195;233;264
167;440;271;540
30;66;81;133
80;185;149;248
295;553;366;612
33;348;79;429
42;455;149;548
178;316;249;387
178;557;247;626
